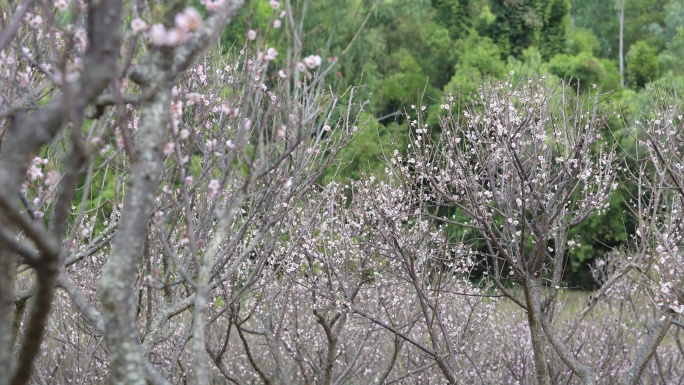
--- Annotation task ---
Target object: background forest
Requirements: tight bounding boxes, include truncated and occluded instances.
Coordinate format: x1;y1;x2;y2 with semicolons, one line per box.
221;0;683;288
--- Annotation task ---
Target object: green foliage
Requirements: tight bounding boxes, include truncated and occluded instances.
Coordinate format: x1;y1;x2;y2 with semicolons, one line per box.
567;191;631;288
476;4;497;31
659;27;684;76
444;33;506;110
376;49;429;110
570;0;617;58
548;52;620;91
507;46;546;77
323;113;405;183
72;153;119;235
433;0;475;41
539;0;571;60
421;23;455;88
663;0;684;44
567;28;601;56
485;0;545;58
627;40;661;88
216;0;273;50
455;33;506;77
571;0;668;61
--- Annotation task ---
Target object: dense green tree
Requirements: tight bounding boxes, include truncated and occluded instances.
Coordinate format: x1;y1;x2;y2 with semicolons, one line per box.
507;46;546;77
432;0;475;41
482;0;569;60
548;52;620;91
445;32;506;108
627;40;661;87
663;0;684;44
570;0;617;58
567;28;602;55
539;0;571;60
572;0;669;61
485;0;544;58
323;113;405;183
376;49;431;113
660;27;684;76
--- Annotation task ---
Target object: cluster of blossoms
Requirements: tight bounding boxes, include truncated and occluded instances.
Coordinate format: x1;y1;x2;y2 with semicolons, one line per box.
198;0;225;12
268;1;285;28
26;157;47;181
23;12;43;29
634;91;684;316
134;7;203;45
299;54;322;71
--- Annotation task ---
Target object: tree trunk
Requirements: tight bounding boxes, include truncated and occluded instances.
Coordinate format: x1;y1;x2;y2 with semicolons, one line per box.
523;276;551;385
618;0;625;87
98;87;171;385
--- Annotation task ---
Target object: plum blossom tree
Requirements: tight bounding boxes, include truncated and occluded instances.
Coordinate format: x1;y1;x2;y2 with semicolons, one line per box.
395;77;619;384
386;77;683;384
0;0;358;384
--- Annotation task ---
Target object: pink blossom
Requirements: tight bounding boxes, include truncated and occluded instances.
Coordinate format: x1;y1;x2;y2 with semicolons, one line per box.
165;28;183;45
54;0;68;11
273;19;281;28
162;142;175;156
29;15;42;29
264;47;278;61
17;71;30;88
186;92;202;103
278;69;287;78
130;18;148;35
204;0;224;12
174;11;193;32
148;24;171;46
221;103;239;117
302;55;322;69
208;179;220;197
247;29;257;40
44;170;61;186
27;164;43;181
270;0;280;9
147;24;187;46
182;7;203;31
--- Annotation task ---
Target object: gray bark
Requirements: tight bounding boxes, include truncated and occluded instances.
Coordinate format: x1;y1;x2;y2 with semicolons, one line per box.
623;314;673;385
541;317;596;385
522;276;551;385
98;83;170;383
0;0;123;382
97;2;246;383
